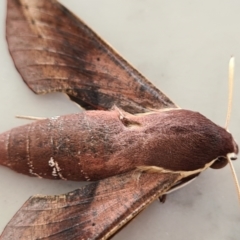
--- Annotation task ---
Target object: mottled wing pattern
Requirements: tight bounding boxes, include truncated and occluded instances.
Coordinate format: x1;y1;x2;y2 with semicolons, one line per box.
0;171;181;240
6;0;177;113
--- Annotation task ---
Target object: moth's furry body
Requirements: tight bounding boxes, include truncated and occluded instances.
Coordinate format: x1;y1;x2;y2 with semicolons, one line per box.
0;108;237;181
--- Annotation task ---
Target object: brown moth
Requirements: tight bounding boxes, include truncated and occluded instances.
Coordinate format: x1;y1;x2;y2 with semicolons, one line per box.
1;1;237;239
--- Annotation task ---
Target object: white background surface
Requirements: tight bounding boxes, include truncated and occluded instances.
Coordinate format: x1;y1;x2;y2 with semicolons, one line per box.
0;0;240;239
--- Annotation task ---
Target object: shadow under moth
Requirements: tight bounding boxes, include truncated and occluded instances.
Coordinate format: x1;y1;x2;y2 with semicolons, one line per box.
0;0;239;239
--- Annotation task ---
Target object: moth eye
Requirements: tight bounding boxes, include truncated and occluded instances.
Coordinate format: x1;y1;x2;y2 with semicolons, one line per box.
210;156;228;169
217;156;226;162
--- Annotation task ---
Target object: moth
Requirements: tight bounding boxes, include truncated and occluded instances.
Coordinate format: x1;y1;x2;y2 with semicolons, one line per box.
0;0;239;240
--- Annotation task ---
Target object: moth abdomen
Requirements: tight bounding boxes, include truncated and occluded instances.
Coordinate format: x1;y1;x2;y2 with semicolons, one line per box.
0;110;132;181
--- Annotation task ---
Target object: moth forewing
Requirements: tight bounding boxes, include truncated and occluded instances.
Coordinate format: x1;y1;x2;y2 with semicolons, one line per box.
0;171;182;240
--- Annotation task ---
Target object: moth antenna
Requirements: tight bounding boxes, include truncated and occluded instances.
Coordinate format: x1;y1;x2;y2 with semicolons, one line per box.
225;56;235;129
224;57;239;204
227;153;240;204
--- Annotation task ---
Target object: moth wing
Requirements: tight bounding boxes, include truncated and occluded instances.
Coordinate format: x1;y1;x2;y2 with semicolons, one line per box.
0;171;181;240
6;0;177;113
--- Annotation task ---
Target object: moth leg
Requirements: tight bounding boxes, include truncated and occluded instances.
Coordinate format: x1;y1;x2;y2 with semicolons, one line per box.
166;173;200;194
158;174;200;203
159;194;167;203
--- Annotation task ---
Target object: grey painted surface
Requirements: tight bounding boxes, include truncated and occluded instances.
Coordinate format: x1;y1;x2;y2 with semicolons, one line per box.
0;1;239;239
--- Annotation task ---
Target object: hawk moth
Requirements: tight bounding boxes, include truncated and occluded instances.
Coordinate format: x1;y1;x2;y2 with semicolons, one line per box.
0;0;239;240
